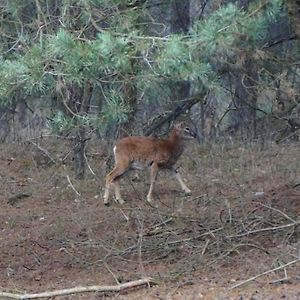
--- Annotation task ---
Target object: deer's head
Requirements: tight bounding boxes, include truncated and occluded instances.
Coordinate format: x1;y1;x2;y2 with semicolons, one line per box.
173;122;197;139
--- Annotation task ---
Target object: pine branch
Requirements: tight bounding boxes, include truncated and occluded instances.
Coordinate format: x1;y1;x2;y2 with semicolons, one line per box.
263;34;298;49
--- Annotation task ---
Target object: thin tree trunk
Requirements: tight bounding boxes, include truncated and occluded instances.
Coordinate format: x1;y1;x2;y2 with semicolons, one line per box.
229;58;258;140
286;0;300;43
73;125;86;179
67;81;93;180
120;74;137;137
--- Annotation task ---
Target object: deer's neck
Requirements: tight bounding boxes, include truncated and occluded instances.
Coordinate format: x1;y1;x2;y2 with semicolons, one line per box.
169;130;184;153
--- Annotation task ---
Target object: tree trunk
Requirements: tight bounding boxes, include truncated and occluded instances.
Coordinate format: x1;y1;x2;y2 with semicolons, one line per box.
229;58;258;139
169;1;191;124
120;74;137;137
146;0;191;132
66;81;93;180
286;0;300;43
73;125;86;180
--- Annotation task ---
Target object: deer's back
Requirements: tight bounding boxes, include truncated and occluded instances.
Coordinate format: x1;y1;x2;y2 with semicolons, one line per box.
115;136;183;168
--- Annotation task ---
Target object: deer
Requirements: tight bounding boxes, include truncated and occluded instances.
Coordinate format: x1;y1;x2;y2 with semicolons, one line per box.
103;122;196;205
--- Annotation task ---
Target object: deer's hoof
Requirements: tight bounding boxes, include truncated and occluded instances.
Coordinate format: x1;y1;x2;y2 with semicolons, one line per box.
147;197;153;203
117;198;125;205
184;189;192;196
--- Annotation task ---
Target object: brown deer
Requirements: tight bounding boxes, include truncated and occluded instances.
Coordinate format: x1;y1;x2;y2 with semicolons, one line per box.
103;122;196;205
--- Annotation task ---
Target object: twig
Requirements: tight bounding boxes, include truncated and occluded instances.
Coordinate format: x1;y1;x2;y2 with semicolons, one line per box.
270;277;293;284
263;33;297;49
66;174;81;196
229;259;300;290
103;262;120;285
226;221;300;238
119;209;129;222
146;217;173;235
0;277;155;299
201;239;210;255
276;127;300;144
8;192;32;205
269;265;289;284
84;150;95;176
28;141;56;164
253;201;297;223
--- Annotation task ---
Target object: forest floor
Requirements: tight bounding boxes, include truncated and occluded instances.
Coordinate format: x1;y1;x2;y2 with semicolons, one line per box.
0;140;299;299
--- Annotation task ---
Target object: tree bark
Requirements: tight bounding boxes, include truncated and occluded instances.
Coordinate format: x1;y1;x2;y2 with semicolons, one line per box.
66;81;93;180
146;0;191;132
120;74;137;137
286;0;300;42
229;58;258;139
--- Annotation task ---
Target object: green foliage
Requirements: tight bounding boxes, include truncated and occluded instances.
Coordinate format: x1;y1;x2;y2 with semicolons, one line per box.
83;0;139;8
102;90;132;125
47;111;74;134
93;32;133;73
0;59;27;105
155;35;189;78
154;34;215;86
0;44;53;105
48;29;76;58
190;1;283;57
23;45;54;95
4;0;31;17
0;0;290;130
191;4;241;57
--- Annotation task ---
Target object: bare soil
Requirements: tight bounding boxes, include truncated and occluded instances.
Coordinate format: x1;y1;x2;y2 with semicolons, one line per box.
0;141;299;299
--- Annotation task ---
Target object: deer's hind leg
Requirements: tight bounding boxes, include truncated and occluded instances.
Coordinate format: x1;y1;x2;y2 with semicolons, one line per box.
172;168;191;195
103;160;130;205
147;162;159;203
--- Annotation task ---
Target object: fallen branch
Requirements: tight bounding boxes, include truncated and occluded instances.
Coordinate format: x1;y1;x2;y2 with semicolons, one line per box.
66;174;81;196
226;220;300;238
7;192;32;205
253;201;297;223
84;150;96;176
0;277;154;299
229;259;300;290
28;141;56;164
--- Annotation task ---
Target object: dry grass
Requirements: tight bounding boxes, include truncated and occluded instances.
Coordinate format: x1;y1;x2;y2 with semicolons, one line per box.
0;139;299;299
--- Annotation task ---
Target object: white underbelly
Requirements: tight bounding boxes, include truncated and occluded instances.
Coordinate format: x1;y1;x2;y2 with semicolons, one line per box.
131;161;148;170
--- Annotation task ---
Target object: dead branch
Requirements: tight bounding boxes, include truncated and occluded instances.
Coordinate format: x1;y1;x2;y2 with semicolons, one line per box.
229;258;300;290
84;150;96;175
7;192;32;205
144;95;202;136
28;141;56;164
253;201;297;223
0;277;155;299
66;174;81;196
276;127;300;144
226;220;300;238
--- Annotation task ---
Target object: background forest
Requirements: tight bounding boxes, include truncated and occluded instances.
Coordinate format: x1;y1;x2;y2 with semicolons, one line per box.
0;0;300;299
0;0;299;178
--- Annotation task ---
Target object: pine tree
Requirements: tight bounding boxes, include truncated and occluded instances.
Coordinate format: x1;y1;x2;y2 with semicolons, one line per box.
0;0;294;176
